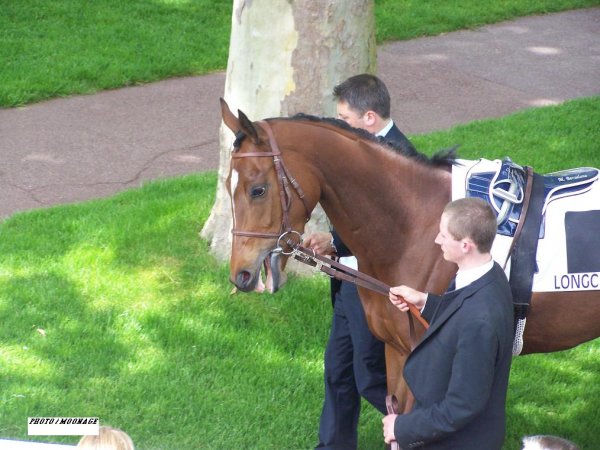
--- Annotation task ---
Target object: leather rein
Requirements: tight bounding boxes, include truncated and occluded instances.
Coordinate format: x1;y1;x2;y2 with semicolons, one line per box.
291;243;429;333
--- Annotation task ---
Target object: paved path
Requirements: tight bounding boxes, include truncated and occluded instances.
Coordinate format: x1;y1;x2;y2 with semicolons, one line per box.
1;8;598;220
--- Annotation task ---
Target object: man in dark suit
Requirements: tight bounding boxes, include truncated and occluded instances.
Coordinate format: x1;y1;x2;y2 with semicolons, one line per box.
304;74;416;450
334;74;415;152
385;198;514;450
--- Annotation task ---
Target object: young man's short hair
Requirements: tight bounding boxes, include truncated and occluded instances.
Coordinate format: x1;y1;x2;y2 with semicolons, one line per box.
444;197;497;253
333;74;391;118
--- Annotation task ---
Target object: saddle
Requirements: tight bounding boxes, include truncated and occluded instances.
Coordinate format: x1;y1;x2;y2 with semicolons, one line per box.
466;158;598;237
463;158;599;351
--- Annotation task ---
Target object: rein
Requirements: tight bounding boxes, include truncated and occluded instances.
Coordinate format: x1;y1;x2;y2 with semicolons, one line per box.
289;243;430;335
230;120;311;240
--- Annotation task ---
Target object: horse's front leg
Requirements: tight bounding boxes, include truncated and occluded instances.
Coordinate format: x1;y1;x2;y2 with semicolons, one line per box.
385;344;411;412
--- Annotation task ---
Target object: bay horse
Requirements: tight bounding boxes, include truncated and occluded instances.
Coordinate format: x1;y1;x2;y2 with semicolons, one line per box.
220;98;600;410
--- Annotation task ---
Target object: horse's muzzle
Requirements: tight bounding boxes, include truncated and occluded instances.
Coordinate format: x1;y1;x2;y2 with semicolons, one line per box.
232;251;286;293
233;269;257;292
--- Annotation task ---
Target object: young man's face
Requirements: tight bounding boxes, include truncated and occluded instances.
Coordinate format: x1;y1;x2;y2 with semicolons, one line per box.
336;100;367;130
434;213;465;264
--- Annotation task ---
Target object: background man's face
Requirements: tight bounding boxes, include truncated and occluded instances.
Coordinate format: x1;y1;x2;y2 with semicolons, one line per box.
336;100;367;130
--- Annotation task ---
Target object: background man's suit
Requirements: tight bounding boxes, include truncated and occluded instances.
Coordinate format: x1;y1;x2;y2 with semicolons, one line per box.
317;123;415;450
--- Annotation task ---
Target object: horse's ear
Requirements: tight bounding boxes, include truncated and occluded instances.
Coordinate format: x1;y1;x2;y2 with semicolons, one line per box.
237;109;260;144
220;97;240;132
219;97;260;144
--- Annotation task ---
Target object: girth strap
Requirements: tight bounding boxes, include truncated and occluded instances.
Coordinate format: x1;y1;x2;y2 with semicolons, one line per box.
509;168;545;334
386;395;401;450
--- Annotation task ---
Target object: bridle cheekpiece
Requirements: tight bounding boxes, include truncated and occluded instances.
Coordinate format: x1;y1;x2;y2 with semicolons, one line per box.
230;120;311;251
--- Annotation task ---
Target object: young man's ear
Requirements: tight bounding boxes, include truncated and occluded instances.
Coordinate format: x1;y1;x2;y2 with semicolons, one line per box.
460;238;475;254
363;110;377;127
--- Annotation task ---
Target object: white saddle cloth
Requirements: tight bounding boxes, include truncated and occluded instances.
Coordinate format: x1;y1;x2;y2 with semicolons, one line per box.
453;159;600;293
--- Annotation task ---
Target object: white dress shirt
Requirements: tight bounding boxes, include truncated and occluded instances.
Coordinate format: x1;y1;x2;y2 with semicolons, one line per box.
422;259;494;312
454;258;494;290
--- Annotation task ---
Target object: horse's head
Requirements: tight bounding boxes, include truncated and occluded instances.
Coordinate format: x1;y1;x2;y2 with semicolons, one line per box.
220;98;314;293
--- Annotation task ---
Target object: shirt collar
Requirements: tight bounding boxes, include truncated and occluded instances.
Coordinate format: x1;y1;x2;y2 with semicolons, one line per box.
455;259;494;290
375;119;394;137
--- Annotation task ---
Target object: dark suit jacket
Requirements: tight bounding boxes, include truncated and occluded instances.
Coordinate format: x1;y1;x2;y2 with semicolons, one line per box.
381;123;416;155
394;263;514;450
330;122;415;303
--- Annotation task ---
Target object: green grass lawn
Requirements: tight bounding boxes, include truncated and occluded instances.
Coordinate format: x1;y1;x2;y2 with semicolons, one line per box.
1;0;598;107
1;98;599;449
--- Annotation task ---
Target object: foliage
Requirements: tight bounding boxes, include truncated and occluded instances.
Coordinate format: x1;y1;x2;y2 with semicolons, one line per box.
0;0;232;107
375;0;600;42
1;0;598;106
412;96;600;172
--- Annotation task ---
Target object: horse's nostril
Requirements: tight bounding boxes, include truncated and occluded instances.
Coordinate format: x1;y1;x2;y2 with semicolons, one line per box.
235;270;254;290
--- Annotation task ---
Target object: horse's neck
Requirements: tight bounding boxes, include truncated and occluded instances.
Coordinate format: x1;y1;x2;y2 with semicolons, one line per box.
317;144;439;228
288;124;452;290
321;153;428;229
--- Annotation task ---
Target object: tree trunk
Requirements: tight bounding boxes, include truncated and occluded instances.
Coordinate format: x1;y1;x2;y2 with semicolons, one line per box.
201;0;376;272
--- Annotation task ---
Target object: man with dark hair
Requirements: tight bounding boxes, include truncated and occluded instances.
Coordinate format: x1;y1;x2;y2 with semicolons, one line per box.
333;73;415;151
304;74;415;450
384;197;514;450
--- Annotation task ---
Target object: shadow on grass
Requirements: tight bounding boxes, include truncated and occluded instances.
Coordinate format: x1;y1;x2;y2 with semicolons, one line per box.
2;161;599;447
0;271;133;440
505;343;600;449
0;173;334;447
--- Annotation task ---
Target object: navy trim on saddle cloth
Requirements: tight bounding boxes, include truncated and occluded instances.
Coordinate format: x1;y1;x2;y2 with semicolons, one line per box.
465;159;599;332
467;159;599;238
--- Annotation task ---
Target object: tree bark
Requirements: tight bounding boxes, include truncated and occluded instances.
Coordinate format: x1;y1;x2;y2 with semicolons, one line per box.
201;0;376;272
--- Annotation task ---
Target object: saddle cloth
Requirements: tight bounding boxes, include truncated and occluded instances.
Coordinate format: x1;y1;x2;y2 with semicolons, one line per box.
452;158;600;293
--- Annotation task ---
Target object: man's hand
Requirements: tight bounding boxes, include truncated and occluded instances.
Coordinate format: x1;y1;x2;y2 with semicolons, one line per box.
382;414;398;444
303;232;335;256
389;285;427;311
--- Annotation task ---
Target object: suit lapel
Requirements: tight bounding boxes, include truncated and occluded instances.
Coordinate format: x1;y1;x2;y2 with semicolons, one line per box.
420;289;467;342
413;267;498;351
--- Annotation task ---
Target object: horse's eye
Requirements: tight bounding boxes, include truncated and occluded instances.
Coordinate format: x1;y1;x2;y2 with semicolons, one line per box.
250;185;268;198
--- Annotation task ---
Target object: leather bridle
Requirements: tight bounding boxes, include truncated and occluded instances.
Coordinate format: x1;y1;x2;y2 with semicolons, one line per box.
230;120;311;244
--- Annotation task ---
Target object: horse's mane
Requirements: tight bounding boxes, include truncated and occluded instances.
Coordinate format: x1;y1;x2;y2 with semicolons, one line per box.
272;113;457;168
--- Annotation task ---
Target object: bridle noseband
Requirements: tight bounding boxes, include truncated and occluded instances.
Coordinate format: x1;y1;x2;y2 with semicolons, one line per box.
230;120;311;247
